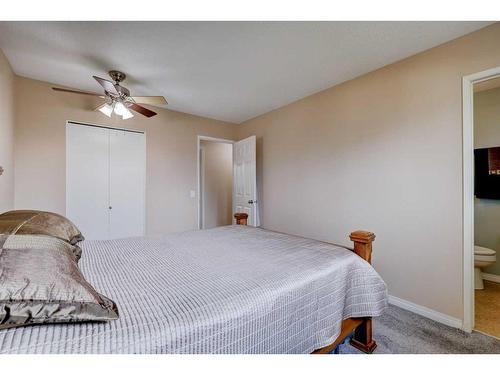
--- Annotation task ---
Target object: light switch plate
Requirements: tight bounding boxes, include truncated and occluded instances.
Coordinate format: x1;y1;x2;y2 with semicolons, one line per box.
190;190;196;198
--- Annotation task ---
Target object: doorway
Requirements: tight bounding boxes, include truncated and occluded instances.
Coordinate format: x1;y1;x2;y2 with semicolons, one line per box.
462;67;500;335
197;136;234;229
471;76;500;338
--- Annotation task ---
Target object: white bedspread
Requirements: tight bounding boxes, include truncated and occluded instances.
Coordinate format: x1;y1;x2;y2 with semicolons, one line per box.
0;225;387;354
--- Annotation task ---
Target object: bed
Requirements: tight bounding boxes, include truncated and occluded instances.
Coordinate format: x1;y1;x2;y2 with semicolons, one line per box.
0;217;387;354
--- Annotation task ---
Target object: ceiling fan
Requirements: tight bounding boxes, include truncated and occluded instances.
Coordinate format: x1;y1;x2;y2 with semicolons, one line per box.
52;70;167;119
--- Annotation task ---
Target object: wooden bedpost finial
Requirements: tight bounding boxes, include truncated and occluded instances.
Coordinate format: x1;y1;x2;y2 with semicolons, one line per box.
349;231;375;264
234;213;248;226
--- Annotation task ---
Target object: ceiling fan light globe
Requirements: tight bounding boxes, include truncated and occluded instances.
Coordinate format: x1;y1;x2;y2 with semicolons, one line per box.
114;101;127;116
98;103;113;117
122;107;134;120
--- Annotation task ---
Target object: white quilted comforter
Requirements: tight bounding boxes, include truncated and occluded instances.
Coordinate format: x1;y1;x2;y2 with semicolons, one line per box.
0;225;387;354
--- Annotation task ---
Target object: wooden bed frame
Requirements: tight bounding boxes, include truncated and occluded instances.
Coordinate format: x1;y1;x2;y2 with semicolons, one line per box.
234;212;377;354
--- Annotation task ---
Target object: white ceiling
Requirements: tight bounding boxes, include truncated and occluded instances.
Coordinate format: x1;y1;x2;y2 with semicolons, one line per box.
0;21;492;123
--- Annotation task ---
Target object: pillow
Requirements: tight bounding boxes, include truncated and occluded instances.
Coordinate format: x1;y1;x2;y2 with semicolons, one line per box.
0;234;119;329
0;210;84;260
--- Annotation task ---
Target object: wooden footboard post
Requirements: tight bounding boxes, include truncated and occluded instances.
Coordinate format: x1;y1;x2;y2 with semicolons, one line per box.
234;213;248;225
349;230;375;263
349;230;377;353
350;318;376;353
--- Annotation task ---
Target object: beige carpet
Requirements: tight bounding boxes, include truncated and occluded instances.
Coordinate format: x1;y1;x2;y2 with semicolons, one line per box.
475;280;500;339
339;304;500;354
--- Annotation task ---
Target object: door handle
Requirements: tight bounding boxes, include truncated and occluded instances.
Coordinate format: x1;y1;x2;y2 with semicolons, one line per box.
248;200;257;204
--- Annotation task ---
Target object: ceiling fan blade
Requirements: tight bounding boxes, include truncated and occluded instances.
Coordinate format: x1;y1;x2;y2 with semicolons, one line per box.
128;103;157;118
93;76;119;95
130;96;168;106
52;87;104;97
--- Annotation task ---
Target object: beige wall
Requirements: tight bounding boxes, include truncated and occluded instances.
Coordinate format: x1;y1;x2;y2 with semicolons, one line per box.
238;23;500;320
474;86;500;276
200;140;233;229
14;76;237;235
0;50;15;212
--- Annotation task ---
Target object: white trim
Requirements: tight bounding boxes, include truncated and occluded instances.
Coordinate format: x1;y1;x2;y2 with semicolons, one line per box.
462;66;500;333
196;135;234;230
482;273;500;284
66;119;145;134
462;76;474;333
389;295;463;329
198;135;234;144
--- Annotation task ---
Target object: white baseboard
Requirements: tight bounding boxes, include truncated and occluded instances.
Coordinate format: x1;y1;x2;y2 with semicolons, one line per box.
388;295;463;329
482;273;500;284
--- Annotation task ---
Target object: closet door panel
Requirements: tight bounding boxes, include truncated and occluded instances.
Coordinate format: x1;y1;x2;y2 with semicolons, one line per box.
109;129;146;239
66;124;109;240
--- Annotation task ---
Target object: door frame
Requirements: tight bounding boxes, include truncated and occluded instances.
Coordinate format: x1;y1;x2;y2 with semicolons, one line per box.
65;120;147;238
462;66;500;332
197;135;234;230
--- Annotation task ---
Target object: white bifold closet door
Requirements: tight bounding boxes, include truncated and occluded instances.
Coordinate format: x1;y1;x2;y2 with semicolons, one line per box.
66;123;146;240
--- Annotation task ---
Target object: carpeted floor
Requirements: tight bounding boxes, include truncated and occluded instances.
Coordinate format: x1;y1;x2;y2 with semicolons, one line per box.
338;304;500;354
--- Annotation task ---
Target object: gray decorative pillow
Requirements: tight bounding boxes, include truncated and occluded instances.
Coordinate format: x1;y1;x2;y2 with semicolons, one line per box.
0;234;119;330
0;210;84;261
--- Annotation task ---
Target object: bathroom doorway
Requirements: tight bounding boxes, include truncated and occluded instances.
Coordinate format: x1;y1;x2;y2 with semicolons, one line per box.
197;136;234;229
463;68;500;337
472;77;500;337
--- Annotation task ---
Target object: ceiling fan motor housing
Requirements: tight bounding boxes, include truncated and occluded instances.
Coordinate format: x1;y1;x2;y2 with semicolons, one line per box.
107;71;130;98
109;70;126;83
115;85;130;98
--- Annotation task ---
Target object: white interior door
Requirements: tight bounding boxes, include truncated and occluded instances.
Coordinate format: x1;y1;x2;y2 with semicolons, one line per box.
109;129;146;239
233;135;258;226
66;124;110;240
66;123;146;240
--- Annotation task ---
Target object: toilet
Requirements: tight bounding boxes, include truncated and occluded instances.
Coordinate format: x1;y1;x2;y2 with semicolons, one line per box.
474;246;497;290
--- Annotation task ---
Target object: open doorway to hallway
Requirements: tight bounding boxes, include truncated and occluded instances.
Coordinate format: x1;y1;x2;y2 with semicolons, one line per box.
198;136;234;229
